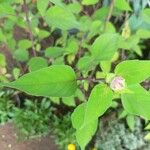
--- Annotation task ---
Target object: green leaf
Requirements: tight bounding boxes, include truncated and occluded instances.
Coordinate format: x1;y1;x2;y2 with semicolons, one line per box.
122;84;150;120
72;103;86;130
82;0;99;5
49;0;65;8
37;0;49;16
65;38;79;54
62;97;76;106
136;29;150;39
67;2;81;14
62;88;85;106
53;57;64;65
91;33;119;61
50;97;60;104
142;8;150;24
18;39;32;50
126;115;135;131
14;49;29;62
118;110;127;119
100;61;111;73
115;0;132;11
92;7;109;21
71;84;113;149
45;6;81;30
0;53;6;67
28;57;48;72
37;29;50;39
0;2;15;19
84;84;113;124
115;60;150;85
76;119;98;150
0;29;6;42
77;56;98;72
13;68;20;79
87;20;102;40
45;47;64;58
145;133;150;141
71;103;98;150
1;65;77;97
145;123;150;130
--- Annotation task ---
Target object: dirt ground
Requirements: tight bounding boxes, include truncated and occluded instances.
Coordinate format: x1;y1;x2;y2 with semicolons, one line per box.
0;123;58;150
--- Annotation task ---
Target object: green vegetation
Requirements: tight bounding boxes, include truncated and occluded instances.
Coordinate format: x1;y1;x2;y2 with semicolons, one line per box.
0;0;150;149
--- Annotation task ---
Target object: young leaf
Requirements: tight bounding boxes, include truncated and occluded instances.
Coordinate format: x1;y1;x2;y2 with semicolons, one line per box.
28;57;48;72
91;33;119;61
115;60;150;85
0;65;77;97
121;84;150;120
45;6;81;30
126;115;135;131
84;84;113;124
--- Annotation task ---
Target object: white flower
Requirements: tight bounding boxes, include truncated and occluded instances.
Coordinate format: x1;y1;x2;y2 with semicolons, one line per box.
110;76;126;91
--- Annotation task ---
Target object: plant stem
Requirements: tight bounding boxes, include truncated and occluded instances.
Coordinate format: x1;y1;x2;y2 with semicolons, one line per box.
77;77;104;83
103;0;115;32
23;0;36;56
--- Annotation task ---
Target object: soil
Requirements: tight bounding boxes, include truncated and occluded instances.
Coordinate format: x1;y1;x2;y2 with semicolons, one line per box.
0;123;58;150
0;44;14;71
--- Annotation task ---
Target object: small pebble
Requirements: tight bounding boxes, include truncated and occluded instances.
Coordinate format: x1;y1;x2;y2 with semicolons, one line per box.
2;135;5;138
8;144;12;148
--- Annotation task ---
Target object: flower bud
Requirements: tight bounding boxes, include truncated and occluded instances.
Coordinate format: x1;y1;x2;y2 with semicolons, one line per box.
110;76;126;92
122;21;131;39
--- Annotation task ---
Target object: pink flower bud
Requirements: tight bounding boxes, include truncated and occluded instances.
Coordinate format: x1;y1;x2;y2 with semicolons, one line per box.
110;76;126;91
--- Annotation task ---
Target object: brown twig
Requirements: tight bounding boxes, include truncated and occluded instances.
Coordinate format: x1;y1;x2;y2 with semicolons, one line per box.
23;0;36;56
77;76;104;83
103;0;115;32
121;0;130;60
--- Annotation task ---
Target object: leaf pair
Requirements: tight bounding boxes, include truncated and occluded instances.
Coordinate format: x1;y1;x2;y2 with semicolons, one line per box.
71;84;113;150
